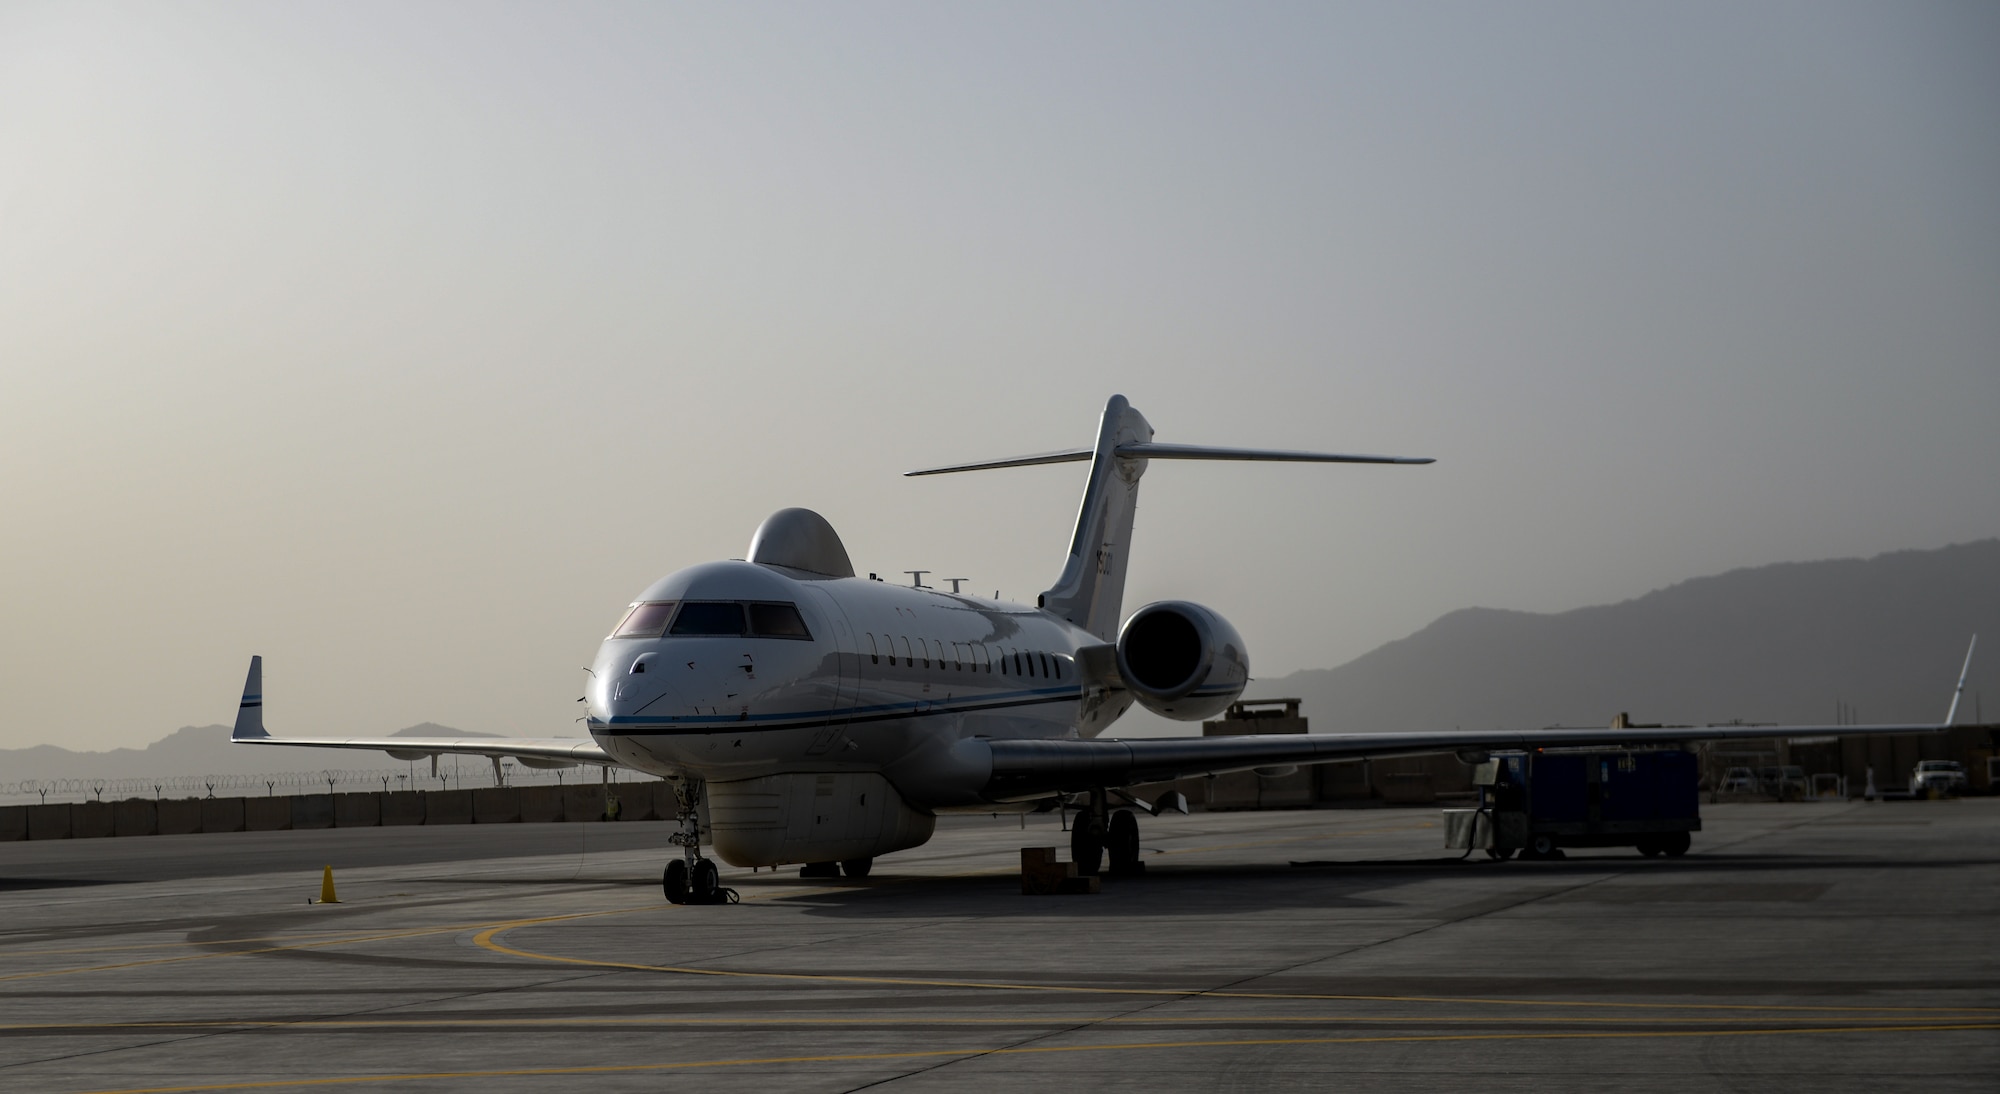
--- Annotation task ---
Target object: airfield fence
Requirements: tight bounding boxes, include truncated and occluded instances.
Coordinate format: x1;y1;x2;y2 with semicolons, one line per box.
0;760;640;806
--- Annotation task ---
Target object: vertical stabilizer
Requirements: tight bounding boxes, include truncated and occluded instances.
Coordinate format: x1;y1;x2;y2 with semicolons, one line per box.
1041;396;1153;641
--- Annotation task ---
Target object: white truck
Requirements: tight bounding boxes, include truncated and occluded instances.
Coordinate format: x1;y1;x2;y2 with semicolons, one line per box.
1909;760;1968;797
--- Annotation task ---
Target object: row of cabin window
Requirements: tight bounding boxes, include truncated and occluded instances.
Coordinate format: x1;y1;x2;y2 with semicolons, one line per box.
864;634;1066;680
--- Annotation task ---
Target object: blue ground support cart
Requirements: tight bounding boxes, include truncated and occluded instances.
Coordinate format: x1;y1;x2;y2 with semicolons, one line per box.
1446;748;1701;860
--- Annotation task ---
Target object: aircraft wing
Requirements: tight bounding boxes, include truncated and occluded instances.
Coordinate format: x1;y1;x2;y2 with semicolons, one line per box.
987;634;1979;799
982;721;1943;799
227;656;615;768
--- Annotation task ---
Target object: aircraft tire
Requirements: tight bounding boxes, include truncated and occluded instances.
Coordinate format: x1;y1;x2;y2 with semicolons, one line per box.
1107;809;1142;875
692;858;720;902
1071;814;1105;877
663;859;689;904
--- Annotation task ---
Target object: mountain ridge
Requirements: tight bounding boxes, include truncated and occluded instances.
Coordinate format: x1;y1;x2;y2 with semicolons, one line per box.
1255;539;1998;734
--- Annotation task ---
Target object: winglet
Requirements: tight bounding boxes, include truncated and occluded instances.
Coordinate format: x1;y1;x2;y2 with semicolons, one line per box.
232;656;268;740
1943;634;1978;727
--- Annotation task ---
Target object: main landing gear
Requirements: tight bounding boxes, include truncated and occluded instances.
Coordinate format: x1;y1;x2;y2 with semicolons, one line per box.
1069;789;1145;877
662;776;735;905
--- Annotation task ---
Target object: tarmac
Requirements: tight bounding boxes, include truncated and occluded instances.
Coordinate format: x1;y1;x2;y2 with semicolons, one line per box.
2;799;1996;1093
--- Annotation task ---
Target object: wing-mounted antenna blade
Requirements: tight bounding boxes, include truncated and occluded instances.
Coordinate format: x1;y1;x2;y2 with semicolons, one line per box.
905;449;1093;477
1944;634;1978;726
1115;443;1433;465
232;655;267;740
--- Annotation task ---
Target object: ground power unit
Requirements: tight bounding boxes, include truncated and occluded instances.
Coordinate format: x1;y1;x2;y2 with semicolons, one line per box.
1446;748;1701;860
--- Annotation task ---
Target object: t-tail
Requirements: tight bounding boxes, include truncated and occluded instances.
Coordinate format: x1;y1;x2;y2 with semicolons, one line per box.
908;394;1433;641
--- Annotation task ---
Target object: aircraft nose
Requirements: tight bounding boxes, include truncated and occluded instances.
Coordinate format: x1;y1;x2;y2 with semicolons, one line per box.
595;663;677;728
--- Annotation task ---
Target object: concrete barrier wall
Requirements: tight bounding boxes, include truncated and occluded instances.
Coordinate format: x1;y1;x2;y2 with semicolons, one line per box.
1206;772;1262;811
245;797;291;831
381;791;424;826
425;789;472;824
28;804;71;840
291;794;334;830
1201;770;1316;810
562;786;606;822
201;797;246;833
1379;772;1436;804
113;799;158;837
519;785;563;823
1315;761;1368;801
473;787;521;824
5;779;678;841
334;793;380;828
72;801;115;839
159;799;202;835
627;781;667;821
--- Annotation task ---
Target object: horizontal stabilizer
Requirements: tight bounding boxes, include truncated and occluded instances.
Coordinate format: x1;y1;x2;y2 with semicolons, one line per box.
1117;443;1433;465
908;443;1431;476
905;449;1094;477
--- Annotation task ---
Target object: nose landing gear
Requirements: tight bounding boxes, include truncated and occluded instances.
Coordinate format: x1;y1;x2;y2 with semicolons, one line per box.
663;776;735;905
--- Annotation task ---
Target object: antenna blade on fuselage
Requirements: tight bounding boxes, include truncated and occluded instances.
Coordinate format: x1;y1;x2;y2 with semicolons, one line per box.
1115;443;1434;465
904;448;1094;477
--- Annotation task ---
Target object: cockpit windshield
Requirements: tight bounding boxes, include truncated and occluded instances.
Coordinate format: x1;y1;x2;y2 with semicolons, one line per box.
612;601;677;638
671;601;747;636
611;599;813;640
748;602;811;638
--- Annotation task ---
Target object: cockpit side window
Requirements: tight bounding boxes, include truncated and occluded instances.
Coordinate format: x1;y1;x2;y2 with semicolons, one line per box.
670;602;746;636
748;602;811;639
613;601;677;638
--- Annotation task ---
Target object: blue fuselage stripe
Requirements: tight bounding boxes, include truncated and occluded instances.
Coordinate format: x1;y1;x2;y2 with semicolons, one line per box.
596;687;1086;736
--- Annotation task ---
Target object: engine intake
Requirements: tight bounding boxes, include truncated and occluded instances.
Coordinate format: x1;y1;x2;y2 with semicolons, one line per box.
1114;600;1249;721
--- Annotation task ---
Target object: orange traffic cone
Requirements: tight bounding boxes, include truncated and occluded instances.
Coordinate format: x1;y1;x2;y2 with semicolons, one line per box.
316;865;340;904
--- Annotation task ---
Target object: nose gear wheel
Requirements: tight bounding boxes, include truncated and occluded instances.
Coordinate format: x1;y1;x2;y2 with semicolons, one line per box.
661;775;738;905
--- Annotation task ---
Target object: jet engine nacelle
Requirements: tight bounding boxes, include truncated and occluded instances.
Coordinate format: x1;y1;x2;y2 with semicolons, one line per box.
1114;600;1249;721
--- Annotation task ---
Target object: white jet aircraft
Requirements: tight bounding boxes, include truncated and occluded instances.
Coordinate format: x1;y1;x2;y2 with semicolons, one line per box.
231;395;1976;903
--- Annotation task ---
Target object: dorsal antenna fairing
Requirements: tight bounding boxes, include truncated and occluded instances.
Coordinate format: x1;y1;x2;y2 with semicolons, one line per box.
906;395;1433;642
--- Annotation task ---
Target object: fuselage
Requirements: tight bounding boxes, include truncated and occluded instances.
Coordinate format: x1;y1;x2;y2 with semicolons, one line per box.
584;560;1132;815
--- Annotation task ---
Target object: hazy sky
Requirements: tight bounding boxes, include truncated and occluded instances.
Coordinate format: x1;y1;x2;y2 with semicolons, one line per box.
3;2;1996;751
